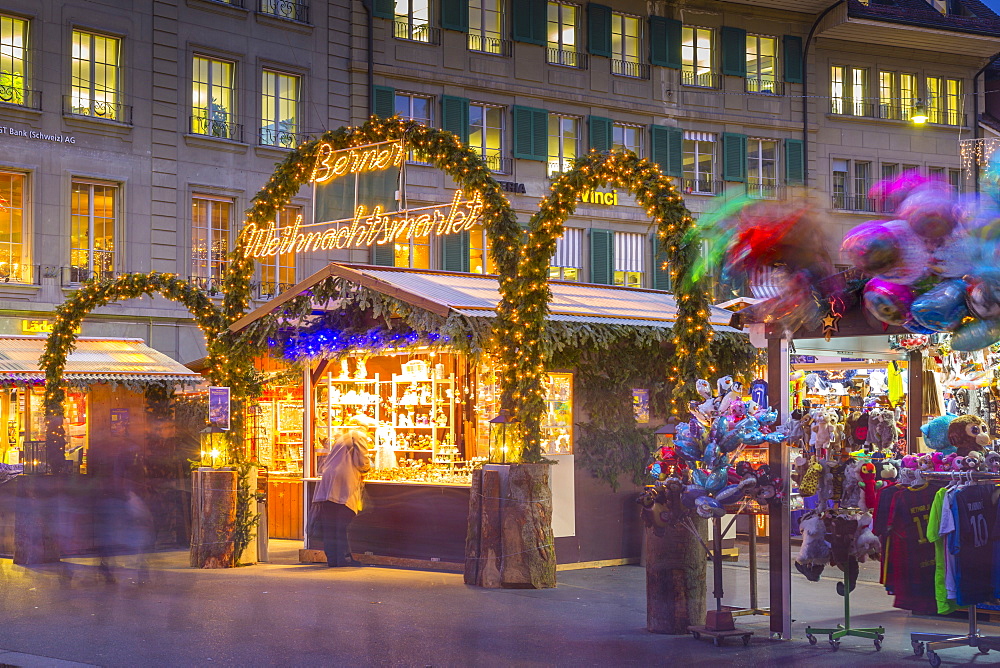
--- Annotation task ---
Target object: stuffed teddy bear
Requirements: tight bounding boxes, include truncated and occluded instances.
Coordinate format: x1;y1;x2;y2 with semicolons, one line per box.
827;408;845;446
810;410;832;451
852;513;882;563
947;414;991;456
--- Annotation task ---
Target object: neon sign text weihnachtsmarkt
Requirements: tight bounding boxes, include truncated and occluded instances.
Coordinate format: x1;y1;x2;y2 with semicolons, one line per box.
241;140;485;258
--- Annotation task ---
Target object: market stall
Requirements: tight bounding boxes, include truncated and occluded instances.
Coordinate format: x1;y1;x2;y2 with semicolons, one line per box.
230;262;746;567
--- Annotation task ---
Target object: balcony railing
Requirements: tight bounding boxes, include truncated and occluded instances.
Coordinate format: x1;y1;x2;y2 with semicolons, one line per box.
833;192;879;212
831;98;967;127
259;126;309;149
191;112;243;141
62;265;117;286
252;281;296;300
546;48;587;69
394;21;440;44
64;95;132;124
681;70;721;89
210;0;245;6
188;275;227;296
483;153;513;175
258;0;309;22
467;33;511;57
745;76;784;95
612;59;650;80
0;263;40;285
0;81;40;109
746;181;786;200
682;178;723;196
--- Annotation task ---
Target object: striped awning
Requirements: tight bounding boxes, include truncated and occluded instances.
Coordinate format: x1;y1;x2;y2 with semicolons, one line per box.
614;232;645;273
683;131;716;142
552;228;583;268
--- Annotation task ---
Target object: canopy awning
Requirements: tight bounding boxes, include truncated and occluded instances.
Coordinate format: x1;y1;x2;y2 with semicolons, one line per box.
0;336;204;386
229;263;743;334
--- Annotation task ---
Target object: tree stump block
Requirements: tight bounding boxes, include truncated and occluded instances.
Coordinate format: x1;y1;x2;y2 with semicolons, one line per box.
190;468;237;568
645;518;707;633
500;463;556;589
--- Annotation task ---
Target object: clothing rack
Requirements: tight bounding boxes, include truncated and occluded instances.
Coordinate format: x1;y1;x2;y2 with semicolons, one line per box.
910;471;1000;667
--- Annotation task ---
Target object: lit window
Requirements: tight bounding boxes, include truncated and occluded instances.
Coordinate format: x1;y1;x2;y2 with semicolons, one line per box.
395;93;432;163
851;67;869;116
747;139;778;199
547;2;581;67
470;103;505;172
745;34;777;94
877;71;917;120
612;122;641;155
395;0;431;42
611;12;641;77
71;180;117;283
469;0;504;54
0;172;27;283
832;159;849;209
71;31;121;120
547;115;579;176
0;15;28;106
261;70;299;148
681;26;713;87
831;160;874;211
191;196;232;286
900;73;916;121
613;231;644;288
683;133;716;194
549;227;581;281
469;223;497;274
394;235;431;268
831;65;845;114
831;66;869;116
259;206;299;297
192;56;237;139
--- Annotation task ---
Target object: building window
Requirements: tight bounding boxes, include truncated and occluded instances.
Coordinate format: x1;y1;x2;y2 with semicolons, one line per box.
259;205;298;297
70;30;121;121
682;132;716;195
70;180;117;283
469;223;497;274
395;0;432;42
469;0;505;54
832;159;875;211
549;227;581;281
547;114;579;176
547;2;582;68
0;15;27;107
927;76;963;126
394;234;431;268
261;70;299;148
745;34;778;94
396;93;432;163
831;66;869;116
470;103;505;172
192;56;238;140
681;26;714;88
900;72;916;120
878;71;917;120
747;138;778;199
611;12;642;78
191;196;232;286
948;167;962;193
613;231;644;288
612;122;641;154
0;172;27;283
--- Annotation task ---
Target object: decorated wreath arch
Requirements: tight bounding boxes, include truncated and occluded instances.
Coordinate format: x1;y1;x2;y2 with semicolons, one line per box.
510;150;716;461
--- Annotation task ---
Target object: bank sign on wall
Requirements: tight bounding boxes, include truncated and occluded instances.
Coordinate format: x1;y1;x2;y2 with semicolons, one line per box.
241;140;484;259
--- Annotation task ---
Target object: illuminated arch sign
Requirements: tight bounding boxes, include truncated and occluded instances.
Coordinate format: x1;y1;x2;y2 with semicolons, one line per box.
240;140;485;258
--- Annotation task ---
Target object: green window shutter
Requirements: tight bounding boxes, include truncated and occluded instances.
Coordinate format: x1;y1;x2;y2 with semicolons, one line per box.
513;105;547;161
441;96;470;144
440;0;469;32
783;35;803;84
651;234;671;291
720;26;747;77
649;16;681;69
373;0;394;19
371;85;395;118
589;229;614;285
650;125;682;178
722;132;747;182
588;115;613;153
513;0;545;44
587;3;612;58
441;230;470;272
372;243;395;266
785;138;805;185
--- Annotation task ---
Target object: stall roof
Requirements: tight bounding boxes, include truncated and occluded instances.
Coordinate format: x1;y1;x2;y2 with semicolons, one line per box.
0;336;203;384
229;263;743;333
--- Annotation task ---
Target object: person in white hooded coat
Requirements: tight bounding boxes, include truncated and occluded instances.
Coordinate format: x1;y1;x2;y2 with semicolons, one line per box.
313;429;371;567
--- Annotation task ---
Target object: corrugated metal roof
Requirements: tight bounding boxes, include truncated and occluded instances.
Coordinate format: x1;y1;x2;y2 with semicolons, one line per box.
0;336;202;380
352;267;736;327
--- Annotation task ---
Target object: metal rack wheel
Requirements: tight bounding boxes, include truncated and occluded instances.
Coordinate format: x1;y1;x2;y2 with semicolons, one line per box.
927;650;941;668
874;638;882;651
912;640;924;657
830;639;840;651
713;637;721;647
742;634;750;647
691;631;701;640
807;634;817;645
976;643;990;655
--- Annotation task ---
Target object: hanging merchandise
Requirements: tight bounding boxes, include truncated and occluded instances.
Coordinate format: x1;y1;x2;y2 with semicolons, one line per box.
750;379;768;408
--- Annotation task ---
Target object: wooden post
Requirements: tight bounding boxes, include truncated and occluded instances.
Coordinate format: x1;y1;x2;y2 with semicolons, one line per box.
190;468;237;568
767;335;791;639
645;517;707;633
500;463;555;589
907;350;923;454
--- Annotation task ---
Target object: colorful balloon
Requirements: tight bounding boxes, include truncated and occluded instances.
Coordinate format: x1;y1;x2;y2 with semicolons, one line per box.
911;279;969;332
841;220;899;274
863;278;915;325
900;184;958;239
965;273;1000;320
951;317;1000;351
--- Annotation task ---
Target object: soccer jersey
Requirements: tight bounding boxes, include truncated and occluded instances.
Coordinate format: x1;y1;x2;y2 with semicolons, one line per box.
949;485;996;607
885;483;938;614
925;486;958;615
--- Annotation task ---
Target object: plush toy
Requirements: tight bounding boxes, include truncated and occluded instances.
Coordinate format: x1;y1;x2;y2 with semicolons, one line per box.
816;460;835;508
858;462;883;511
810;410;832;450
718;380;742;414
853;513;882;563
922;413;958;453
847;411;869;448
986;450;1000;473
841;461;863;508
947;414;991;456
879;461;898;483
798;457;822;497
827;408;845;446
796;514;831;582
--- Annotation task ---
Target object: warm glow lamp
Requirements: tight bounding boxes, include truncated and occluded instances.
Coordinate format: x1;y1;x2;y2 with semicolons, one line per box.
200;425;228;467
489;409;518;464
911;100;929;125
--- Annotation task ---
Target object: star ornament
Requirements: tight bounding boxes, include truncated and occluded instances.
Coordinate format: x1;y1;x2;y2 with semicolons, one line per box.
822;307;842;342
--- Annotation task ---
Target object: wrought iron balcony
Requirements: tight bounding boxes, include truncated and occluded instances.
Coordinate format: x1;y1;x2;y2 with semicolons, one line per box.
62;265;117;286
258;0;309;22
681;70;721;89
467;33;511;56
64;95;132;124
682;178;723;195
191;111;244;141
611;59;650;80
745;76;784;95
259;126;309;149
746;181;786;200
394;21;440;44
482;153;512;175
0;80;40;109
546;48;588;69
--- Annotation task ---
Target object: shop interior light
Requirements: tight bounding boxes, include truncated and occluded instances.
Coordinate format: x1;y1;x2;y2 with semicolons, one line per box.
911;100;929;125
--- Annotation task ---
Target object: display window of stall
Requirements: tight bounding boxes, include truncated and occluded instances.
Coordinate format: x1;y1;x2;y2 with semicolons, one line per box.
251;384;304;476
0;386;89;470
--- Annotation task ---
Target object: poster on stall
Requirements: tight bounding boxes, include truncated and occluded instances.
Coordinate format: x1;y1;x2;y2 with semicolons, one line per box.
110;408;129;437
209;387;231;431
632;389;649;423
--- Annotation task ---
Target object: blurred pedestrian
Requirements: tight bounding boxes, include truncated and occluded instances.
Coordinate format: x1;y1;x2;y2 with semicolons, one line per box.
312;429;370;567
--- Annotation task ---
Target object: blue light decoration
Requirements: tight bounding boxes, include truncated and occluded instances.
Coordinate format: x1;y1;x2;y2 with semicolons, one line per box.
272;321;439;360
